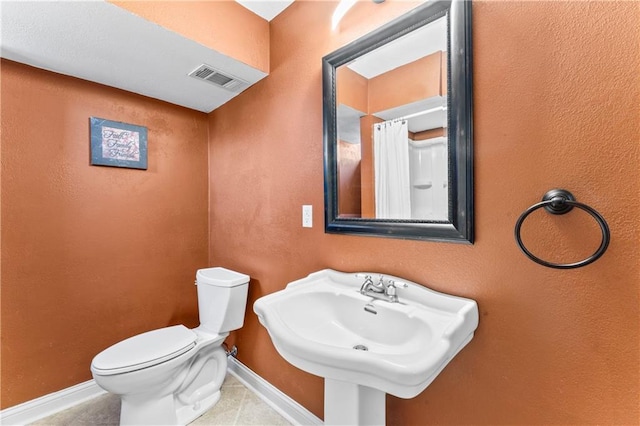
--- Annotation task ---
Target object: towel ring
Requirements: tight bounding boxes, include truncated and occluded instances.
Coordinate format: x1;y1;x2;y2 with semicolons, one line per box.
514;189;610;269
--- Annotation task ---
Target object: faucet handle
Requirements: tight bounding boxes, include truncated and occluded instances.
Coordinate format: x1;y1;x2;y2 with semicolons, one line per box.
356;274;374;295
384;280;406;302
387;279;408;289
385;280;408;301
386;282;397;295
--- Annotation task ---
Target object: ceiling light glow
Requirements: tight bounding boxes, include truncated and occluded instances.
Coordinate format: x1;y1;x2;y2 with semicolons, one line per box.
331;0;358;30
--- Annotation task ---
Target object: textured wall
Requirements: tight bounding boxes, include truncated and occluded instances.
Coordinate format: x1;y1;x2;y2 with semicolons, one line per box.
110;0;269;73
1;60;209;408
337;140;361;216
208;1;639;424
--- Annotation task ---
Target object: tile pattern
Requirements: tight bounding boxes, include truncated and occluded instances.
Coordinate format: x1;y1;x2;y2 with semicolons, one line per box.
29;374;291;426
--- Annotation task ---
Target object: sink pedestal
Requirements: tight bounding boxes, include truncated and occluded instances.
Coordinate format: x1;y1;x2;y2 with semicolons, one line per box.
324;379;386;426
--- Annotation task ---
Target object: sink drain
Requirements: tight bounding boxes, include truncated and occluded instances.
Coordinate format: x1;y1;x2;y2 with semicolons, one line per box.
353;344;369;351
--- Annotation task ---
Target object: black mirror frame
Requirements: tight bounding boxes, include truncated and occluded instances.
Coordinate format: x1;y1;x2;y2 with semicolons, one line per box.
322;0;473;243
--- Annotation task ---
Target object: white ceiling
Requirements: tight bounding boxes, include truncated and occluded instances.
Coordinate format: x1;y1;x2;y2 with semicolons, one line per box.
0;1;294;113
236;0;294;21
374;96;447;133
347;15;446;79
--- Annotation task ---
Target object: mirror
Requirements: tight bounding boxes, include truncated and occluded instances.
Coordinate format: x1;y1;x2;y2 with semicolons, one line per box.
323;0;473;243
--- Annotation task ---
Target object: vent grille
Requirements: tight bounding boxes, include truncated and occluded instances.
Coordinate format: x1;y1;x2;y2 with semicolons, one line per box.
188;64;249;93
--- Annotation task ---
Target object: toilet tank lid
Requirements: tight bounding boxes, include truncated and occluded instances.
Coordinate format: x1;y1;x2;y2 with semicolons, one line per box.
196;267;249;287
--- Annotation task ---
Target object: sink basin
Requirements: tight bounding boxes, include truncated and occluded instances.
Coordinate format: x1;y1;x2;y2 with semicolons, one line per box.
254;269;478;410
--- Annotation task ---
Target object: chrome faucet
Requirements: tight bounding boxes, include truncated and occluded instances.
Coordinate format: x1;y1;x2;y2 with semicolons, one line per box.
358;275;378;294
357;274;407;303
360;275;384;294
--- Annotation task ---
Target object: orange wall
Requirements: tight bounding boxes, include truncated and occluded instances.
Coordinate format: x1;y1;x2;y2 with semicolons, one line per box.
336;53;443;114
368;51;443;113
359;114;383;219
110;1;269;73
412;128;445;140
337;140;361;216
0;60;209;408
208;1;639;424
336;66;368;113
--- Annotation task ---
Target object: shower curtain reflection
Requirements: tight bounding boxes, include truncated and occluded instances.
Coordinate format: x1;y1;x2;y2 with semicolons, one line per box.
374;120;411;219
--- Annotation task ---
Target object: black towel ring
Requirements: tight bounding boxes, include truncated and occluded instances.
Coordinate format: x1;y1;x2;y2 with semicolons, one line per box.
514;189;610;269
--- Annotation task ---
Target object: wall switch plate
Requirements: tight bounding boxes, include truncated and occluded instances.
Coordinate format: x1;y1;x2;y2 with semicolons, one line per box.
302;205;312;228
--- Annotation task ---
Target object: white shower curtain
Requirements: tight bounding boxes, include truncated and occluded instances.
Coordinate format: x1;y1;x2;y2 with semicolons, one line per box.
374;120;411;219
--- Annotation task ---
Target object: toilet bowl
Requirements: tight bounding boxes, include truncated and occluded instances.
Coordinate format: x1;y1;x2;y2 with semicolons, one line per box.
91;267;250;426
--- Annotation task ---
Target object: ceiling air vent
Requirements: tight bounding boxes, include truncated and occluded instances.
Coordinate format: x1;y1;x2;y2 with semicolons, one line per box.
188;64;250;93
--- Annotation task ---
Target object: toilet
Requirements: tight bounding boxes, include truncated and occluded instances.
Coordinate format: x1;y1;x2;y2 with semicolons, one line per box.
91;267;250;426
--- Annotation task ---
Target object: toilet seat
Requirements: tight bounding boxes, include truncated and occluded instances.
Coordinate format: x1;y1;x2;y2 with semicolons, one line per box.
91;325;197;376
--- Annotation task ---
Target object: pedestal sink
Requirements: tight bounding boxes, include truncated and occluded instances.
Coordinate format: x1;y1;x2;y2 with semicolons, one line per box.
253;269;478;425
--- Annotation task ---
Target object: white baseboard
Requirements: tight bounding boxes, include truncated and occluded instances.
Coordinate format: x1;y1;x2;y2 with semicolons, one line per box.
227;357;323;426
0;379;107;426
0;359;322;426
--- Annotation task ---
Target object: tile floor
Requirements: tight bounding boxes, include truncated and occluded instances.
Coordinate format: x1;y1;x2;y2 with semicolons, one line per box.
29;374;292;426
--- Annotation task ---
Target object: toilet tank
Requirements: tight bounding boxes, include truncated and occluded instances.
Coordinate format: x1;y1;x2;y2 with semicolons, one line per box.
195;267;250;334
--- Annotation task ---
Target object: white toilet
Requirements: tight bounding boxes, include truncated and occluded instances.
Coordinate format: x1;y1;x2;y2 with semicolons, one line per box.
91;267;250;426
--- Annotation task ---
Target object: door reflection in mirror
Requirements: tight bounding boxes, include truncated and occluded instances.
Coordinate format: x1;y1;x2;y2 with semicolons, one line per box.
336;15;448;220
